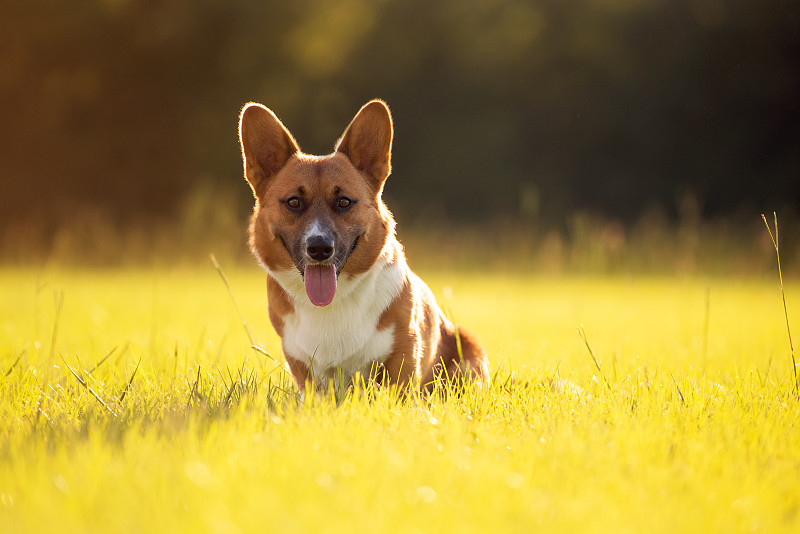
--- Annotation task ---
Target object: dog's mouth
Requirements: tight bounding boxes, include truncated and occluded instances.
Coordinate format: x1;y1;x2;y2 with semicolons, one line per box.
280;235;361;307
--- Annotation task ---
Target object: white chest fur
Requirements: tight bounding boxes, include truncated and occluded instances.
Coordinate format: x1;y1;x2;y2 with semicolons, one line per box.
269;254;406;382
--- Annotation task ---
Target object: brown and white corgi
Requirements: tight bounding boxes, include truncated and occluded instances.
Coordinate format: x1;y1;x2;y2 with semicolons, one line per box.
238;99;489;392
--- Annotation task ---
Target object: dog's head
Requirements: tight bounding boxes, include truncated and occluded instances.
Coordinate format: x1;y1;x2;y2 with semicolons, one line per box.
239;100;396;306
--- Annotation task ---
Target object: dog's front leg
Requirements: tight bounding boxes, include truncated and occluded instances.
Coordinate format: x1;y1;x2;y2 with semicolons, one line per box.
285;354;310;392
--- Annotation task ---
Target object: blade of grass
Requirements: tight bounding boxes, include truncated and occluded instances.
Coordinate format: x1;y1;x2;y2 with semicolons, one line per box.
578;325;611;389
61;355;118;417
5;350;24;377
49;290;64;361
87;346;118;375
670;372;685;404
222;368;238;409
119;357;142;402
761;212;797;396
211;254;277;363
170;343;179;389
211;253;254;346
187;364;202;409
250;344;278;363
703;286;710;361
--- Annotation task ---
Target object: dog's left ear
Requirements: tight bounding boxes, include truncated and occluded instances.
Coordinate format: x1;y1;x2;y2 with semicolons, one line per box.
336;100;393;193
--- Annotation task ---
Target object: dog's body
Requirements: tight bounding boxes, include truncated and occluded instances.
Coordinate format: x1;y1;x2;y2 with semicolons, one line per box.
239;99;488;391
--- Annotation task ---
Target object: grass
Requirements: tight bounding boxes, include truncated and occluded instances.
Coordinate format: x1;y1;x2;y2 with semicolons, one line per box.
1;263;799;533
763;212;797;394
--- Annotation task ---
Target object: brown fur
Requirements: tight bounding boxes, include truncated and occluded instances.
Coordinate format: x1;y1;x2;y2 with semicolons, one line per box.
239;99;489;392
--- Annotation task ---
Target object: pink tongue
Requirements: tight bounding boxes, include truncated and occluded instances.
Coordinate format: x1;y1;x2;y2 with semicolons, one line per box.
304;264;337;306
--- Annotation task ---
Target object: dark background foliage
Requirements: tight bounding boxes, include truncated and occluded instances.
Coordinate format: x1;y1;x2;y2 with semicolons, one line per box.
2;0;798;236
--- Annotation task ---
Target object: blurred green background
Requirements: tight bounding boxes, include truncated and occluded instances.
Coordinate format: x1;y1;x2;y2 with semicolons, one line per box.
1;0;798;269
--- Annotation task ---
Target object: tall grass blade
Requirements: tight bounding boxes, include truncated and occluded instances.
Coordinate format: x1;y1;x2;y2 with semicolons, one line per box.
703;287;710;360
211;254;277;363
222;374;237;409
88;346;119;375
211;253;254;345
578;325;611;389
670;372;685;404
5;351;24;377
761;212;798;396
119;357;142;402
187;364;202;409
49;290;64;361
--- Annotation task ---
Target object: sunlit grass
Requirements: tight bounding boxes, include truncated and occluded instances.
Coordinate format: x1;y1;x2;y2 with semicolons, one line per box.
1;265;799;532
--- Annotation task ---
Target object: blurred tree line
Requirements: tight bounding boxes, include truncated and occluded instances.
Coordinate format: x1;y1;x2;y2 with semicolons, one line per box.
1;0;798;240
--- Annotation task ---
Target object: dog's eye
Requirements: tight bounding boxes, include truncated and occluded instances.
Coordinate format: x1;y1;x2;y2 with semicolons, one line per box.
337;197;352;209
286;197;302;210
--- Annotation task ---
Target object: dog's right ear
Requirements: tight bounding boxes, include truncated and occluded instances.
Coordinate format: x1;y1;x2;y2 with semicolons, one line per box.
239;103;300;198
336;100;393;194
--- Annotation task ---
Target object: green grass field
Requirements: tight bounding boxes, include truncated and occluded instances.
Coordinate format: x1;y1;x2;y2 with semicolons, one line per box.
1;264;798;532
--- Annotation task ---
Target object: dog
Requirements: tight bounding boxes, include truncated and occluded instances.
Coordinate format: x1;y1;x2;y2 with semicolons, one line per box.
238;99;489;392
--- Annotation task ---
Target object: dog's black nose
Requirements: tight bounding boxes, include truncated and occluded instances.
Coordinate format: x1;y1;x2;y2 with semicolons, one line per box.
306;235;334;262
